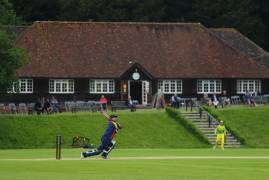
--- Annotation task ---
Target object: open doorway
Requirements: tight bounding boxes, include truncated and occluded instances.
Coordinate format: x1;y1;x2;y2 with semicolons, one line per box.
130;81;142;104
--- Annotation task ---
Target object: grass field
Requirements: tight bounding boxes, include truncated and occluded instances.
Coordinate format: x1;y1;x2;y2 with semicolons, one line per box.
207;105;269;147
0;110;208;149
0;148;269;180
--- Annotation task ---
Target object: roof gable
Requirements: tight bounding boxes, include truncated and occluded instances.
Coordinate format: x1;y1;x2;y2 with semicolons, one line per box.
120;63;154;80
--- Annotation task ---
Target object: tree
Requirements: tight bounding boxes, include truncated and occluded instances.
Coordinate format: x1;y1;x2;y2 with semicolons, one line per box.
0;0;17;24
0;0;29;93
11;0;60;22
59;0;165;22
192;0;266;47
163;0;193;22
258;0;269;50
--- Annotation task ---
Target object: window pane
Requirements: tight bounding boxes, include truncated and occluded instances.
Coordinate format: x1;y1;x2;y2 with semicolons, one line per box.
255;80;261;93
109;80;114;92
249;82;254;93
243;83;248;93
56;82;61;92
170;81;176;93
164;81;170;93
204;83;209;93
209;81;215;92
62;83;67;92
216;80;221;93
89;80;95;92
27;80;33;92
103;82;108;92
49;80;54;92
96;82;102;92
20;79;26;92
197;80;202;93
68;80;74;92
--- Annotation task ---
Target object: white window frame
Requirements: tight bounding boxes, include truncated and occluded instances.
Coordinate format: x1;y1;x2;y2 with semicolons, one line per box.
197;79;222;94
49;79;74;94
7;79;33;94
157;80;183;94
236;79;261;94
89;79;115;94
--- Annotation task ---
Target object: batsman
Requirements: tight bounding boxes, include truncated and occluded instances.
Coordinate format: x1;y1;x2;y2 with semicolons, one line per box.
81;111;122;159
213;120;227;150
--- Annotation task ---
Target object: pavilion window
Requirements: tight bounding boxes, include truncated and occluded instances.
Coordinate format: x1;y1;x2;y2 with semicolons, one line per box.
7;79;33;94
197;80;222;94
157;80;182;94
236;80;261;94
89;80;115;94
49;79;74;94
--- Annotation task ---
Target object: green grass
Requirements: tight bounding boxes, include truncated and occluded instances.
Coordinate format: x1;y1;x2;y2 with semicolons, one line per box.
0;110;208;149
207;105;269;148
0;149;269;180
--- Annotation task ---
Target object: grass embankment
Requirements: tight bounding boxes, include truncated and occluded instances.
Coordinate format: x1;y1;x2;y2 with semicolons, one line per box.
0;110;208;149
206;105;269;148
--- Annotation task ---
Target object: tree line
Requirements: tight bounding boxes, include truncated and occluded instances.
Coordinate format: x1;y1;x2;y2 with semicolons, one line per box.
10;0;269;51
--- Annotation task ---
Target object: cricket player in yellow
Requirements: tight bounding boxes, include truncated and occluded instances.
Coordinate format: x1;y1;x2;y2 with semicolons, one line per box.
213;120;227;150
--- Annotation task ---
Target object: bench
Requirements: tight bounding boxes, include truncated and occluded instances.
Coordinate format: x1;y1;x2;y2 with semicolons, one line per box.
111;101;129;112
253;96;266;104
231;96;241;104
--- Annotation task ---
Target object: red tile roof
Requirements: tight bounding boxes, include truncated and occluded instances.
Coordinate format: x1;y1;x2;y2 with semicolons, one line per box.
16;21;269;78
210;28;269;70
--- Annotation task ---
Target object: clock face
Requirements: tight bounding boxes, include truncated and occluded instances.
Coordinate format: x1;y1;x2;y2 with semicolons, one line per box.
132;72;140;80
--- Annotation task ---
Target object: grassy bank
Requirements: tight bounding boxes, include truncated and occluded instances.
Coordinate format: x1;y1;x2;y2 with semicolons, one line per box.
207;105;269;148
0;110;208;149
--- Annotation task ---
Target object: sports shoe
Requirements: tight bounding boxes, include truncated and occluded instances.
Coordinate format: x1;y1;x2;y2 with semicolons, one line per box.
101;155;107;159
81;152;86;159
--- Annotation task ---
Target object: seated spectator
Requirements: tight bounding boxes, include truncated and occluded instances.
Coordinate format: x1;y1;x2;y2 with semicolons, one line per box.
99;95;108;110
244;91;256;106
127;96;136;112
202;94;211;105
222;90;230;106
170;94;179;108
212;94;219;109
51;96;60;113
43;98;53;114
34;98;43;115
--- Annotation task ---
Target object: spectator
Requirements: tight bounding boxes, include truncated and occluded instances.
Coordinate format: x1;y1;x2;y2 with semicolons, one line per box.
222;90;230;106
244;90;256;106
34;98;43;115
170;94;179;108
127;96;136;112
43;98;53;114
212;94;219;109
156;86;165;109
51;96;60;113
99;95;108;110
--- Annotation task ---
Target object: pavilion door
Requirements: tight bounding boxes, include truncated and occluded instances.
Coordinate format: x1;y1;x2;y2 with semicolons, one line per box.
129;81;142;104
142;81;149;105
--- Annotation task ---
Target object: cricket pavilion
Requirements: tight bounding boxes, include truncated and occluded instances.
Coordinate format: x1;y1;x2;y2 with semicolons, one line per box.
3;21;269;105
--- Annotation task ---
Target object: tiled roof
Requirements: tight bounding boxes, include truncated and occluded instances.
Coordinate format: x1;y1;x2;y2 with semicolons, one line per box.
16;21;269;78
210;28;269;70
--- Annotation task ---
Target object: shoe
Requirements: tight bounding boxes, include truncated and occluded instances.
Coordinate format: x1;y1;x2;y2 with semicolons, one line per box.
101;155;107;159
81;152;86;159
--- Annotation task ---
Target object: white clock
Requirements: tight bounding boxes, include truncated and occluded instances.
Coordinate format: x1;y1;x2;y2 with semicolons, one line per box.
132;72;140;80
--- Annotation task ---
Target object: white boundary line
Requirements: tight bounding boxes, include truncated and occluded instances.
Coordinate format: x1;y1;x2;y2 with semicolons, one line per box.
2;156;269;161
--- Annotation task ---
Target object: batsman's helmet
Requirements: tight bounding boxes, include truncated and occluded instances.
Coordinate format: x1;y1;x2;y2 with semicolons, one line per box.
109;114;118;121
